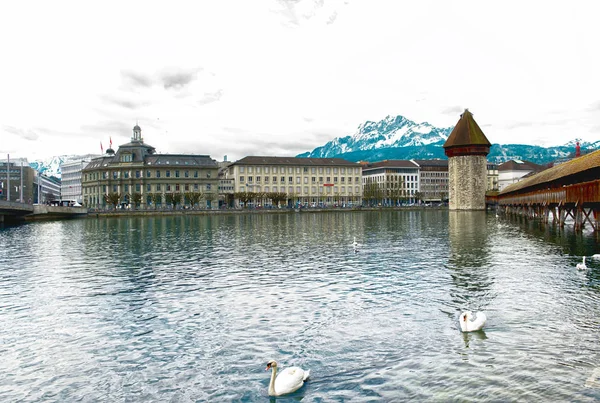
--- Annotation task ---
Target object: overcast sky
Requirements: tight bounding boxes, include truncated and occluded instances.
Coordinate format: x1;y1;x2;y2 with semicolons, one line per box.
1;0;599;162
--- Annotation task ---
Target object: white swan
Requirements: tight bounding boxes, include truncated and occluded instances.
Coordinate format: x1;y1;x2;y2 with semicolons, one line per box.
352;237;358;249
576;256;588;270
460;311;487;332
266;360;310;396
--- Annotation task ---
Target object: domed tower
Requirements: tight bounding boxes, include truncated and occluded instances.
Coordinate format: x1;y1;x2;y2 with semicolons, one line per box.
443;109;491;210
132;123;143;143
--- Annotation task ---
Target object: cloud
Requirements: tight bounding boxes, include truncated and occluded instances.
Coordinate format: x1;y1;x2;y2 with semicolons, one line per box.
441;106;464;116
100;94;149;110
160;67;203;90
80;120;133;135
121;70;153;88
198;90;223;106
3;126;39;141
272;0;346;26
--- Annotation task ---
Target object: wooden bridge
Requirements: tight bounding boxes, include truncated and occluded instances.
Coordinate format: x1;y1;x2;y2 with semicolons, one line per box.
497;149;600;231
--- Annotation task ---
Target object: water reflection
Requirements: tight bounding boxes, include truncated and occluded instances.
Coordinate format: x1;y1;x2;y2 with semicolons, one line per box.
447;211;495;313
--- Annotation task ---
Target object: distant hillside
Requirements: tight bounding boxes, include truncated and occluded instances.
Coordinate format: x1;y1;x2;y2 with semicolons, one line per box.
298;114;599;165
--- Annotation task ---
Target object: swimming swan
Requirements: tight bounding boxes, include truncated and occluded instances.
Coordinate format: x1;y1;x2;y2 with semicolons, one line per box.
576;256;588;270
352;237;359;249
460;311;487;332
266;360;310;396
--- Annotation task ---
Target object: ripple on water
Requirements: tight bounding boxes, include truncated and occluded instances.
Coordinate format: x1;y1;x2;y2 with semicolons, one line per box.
0;212;599;401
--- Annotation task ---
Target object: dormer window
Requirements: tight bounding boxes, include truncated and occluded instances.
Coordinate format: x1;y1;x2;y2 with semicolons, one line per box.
120;154;133;162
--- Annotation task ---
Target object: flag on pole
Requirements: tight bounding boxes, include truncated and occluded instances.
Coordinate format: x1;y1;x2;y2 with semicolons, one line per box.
110;137;113;148
100;142;103;153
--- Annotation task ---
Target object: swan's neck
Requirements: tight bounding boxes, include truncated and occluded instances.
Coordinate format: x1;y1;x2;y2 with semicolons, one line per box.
268;366;277;396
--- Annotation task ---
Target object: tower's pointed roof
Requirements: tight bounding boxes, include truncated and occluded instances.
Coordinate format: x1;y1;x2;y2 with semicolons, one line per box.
443;109;491;157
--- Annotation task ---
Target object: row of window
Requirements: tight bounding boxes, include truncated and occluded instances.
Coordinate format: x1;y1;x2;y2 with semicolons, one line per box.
239;176;360;184
238;166;360;175
84;183;212;194
84;169;213;181
239;186;360;194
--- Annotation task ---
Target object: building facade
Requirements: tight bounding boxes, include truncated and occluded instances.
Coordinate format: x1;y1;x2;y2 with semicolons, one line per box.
60;159;92;203
0;158;34;203
361;160;420;206
487;163;499;191
443;109;492;210
226;156;362;207
82;125;219;209
497;160;546;191
412;159;449;203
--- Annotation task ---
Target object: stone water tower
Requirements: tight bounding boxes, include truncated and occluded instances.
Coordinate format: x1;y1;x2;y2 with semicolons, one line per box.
443;109;491;210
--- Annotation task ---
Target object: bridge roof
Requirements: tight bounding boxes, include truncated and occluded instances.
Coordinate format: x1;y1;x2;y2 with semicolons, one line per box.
499;149;600;194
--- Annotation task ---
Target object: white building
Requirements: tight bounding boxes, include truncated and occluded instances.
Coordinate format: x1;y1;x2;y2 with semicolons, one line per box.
498;160;546;191
60;159;91;203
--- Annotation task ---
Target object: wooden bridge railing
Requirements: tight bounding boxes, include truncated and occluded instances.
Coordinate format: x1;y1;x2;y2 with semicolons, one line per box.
499;180;600;206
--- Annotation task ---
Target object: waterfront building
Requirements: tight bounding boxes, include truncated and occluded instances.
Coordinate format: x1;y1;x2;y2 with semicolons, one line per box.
412;159;449;203
60;159;92;203
443;109;492;210
82;125;219;209
226;156;362;207
497;160;547;191
0;158;34;203
487;163;499;191
361;160;419;206
37;174;62;203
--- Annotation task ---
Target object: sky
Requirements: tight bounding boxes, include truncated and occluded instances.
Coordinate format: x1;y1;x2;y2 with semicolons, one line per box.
1;0;599;162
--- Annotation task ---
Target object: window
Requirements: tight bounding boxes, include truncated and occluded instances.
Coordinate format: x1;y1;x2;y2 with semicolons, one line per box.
281;176;285;183
319;167;323;173
256;176;261;183
334;168;338;174
248;176;253;183
265;167;270;173
341;168;345;174
194;171;198;178
288;176;293;183
240;167;245;173
334;177;338;183
264;177;268;183
303;167;308;173
206;184;211;190
326;168;331;174
326;177;331;182
156;170;161;178
135;184;141;192
312;177;316;183
248;167;253;173
194;184;199;191
113;185;117;192
166;184;171;191
146;170;151;178
166;170;171;178
207;172;211;178
341;177;345;183
147;184;151;192
175;170;180;178
175;184;180;191
185;184;189;191
240;176;245;182
135;171;141;178
256;167;261;173
184;170;189;178
156;184;161;191
112;171;118;179
272;176;277;183
303;177;308;184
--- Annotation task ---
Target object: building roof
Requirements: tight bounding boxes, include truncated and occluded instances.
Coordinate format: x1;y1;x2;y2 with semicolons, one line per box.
231;156;360;166
363;160;418;170
411;159;449;168
443;109;491;149
499;149;600;194
498;159;546;172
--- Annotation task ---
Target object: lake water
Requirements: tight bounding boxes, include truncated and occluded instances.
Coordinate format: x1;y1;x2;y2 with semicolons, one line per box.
1;211;599;401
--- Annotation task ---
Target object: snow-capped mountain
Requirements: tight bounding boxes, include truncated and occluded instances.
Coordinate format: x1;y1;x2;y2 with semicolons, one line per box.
298;115;452;158
30;154;97;178
298;114;599;165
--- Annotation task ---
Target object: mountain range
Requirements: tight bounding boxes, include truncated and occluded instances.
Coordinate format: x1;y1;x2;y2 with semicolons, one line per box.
297;114;600;165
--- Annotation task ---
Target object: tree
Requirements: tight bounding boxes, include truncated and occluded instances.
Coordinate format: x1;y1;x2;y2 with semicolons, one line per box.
131;192;142;209
205;192;217;209
265;192;287;207
150;192;163;208
185;191;204;208
104;192;120;209
234;191;252;208
414;191;423;204
165;192;182;209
